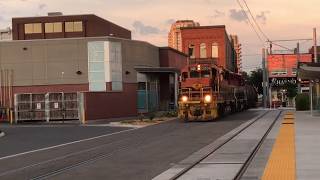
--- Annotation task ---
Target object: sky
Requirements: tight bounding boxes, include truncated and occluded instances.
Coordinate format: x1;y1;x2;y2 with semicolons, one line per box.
0;0;319;72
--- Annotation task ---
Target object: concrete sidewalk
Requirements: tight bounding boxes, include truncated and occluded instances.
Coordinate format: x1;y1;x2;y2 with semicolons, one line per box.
295;111;320;180
245;111;320;180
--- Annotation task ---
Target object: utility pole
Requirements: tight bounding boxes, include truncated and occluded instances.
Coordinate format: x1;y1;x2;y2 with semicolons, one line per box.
297;42;301;93
262;48;267;108
310;28;317;115
314;28;318;63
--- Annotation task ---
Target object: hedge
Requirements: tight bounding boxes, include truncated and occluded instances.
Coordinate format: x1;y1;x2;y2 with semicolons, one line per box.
296;93;310;111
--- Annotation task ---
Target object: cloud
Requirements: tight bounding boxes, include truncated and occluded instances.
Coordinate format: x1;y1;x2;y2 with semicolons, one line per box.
132;21;161;35
229;9;247;22
256;11;270;25
38;3;46;10
213;10;225;18
165;19;176;25
203;0;214;4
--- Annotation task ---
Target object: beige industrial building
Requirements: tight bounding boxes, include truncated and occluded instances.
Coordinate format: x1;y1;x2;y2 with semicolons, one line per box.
0;37;158;91
0;36;186;122
0;37;159;121
0;14;188;123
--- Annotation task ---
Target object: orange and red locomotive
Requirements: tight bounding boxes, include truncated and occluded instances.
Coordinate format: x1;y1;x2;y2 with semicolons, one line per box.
178;61;256;122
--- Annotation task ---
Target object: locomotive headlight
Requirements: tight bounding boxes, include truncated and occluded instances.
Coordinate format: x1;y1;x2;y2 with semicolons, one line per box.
181;96;188;102
204;95;211;103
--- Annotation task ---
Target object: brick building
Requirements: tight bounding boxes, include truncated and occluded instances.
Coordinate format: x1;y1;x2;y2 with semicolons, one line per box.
12;13;131;40
230;35;242;73
309;46;320;62
180;25;236;71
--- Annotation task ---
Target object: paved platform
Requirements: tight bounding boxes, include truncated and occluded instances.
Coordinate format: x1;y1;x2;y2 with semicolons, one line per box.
259;111;320;180
154;110;320;180
295;111;320;180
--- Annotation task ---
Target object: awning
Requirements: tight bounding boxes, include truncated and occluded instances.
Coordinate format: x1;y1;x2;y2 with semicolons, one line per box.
298;63;320;80
135;66;180;73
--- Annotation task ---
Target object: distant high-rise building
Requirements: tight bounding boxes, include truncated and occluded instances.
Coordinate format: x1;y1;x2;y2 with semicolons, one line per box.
0;27;12;41
168;20;200;51
309;46;320;62
230;35;242;73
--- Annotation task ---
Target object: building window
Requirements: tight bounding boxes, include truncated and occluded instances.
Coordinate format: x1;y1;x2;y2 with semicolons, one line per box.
200;43;207;58
271;69;288;76
24;23;42;34
188;44;195;58
292;68;297;76
65;21;83;32
45;22;62;33
212;43;219;58
88;41;123;92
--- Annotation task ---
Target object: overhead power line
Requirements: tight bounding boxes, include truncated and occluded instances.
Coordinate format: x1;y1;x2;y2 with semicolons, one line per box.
270;42;294;51
242;54;262;57
271;38;312;42
241;0;269;41
236;0;264;45
236;0;294;52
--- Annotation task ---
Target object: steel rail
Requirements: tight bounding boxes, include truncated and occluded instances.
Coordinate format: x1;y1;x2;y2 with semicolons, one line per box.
170;110;271;180
234;110;282;180
30;134;149;180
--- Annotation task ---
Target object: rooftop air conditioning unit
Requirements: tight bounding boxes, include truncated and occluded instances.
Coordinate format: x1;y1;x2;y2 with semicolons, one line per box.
48;12;63;16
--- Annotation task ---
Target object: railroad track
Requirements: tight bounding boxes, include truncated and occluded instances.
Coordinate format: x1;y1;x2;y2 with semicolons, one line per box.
0;131;150;180
0;111;273;180
161;110;282;180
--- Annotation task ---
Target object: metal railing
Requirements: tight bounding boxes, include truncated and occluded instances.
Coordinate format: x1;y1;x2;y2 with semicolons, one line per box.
180;87;214;101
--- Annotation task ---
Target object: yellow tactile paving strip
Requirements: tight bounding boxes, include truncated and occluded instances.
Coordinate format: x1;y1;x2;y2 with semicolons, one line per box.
262;113;296;180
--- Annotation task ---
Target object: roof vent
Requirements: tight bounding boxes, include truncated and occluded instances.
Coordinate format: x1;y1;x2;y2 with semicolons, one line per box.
48;12;63;16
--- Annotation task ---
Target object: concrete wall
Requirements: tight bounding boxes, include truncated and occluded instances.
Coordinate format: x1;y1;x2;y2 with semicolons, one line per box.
0;36;159;93
84;83;138;120
159;47;187;69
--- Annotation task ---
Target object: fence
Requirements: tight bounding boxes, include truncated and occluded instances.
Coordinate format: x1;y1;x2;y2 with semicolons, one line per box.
14;92;82;123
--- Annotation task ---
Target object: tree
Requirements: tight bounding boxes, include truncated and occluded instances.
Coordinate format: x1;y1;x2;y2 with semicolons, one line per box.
284;82;298;99
240;71;250;83
249;68;263;95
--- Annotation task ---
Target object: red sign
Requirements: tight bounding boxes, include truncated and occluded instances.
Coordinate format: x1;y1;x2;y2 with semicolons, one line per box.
267;54;312;78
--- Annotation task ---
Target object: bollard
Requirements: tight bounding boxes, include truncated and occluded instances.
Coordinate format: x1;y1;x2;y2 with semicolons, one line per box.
10;109;13;124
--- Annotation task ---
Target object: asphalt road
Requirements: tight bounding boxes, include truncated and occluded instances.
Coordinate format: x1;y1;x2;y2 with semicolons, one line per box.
0;110;263;180
0;124;131;158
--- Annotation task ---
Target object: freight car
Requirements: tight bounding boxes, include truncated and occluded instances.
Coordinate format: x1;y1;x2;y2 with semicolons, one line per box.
178;62;257;122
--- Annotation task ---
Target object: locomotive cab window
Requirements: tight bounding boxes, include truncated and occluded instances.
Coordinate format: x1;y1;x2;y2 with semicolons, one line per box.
201;70;210;78
190;71;200;78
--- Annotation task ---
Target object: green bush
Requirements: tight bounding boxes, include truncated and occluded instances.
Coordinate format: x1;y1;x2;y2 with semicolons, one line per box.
164;111;178;117
296;93;310;111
